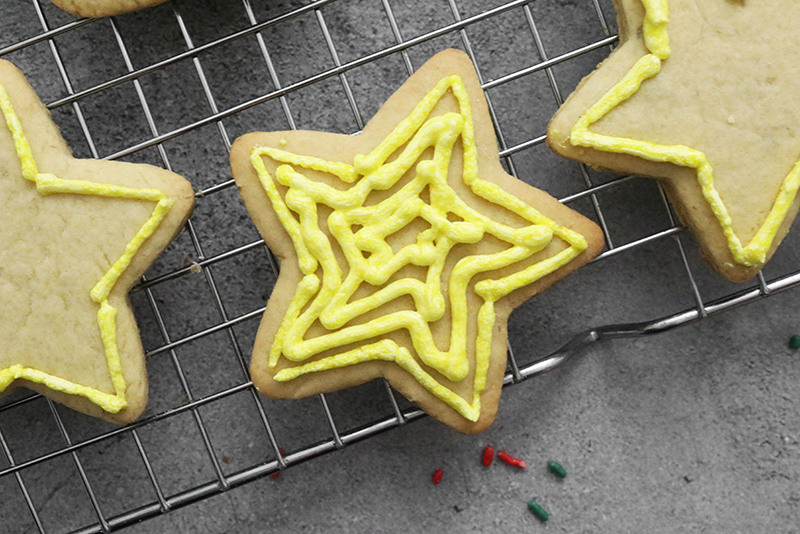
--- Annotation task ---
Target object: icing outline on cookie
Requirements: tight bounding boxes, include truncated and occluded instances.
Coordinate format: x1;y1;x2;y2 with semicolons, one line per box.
569;0;800;267
251;74;588;422
0;81;174;413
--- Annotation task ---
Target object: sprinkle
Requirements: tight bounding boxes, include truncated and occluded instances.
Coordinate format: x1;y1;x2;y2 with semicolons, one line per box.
482;446;494;466
432;468;443;485
498;451;526;469
789;335;800;350
547;460;567;478
527;500;549;522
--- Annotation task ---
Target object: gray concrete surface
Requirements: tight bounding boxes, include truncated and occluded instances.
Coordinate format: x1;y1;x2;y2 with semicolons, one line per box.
1;0;799;532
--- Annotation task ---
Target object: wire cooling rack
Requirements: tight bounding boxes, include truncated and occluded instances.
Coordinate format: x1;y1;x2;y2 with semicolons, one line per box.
2;0;800;532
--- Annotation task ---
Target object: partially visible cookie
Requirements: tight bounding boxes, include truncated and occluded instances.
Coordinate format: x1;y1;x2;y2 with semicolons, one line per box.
231;49;604;433
548;0;800;282
0;59;194;423
52;0;167;17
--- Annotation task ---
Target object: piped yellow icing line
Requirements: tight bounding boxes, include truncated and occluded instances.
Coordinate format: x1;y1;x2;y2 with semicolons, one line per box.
570;0;800;267
251;75;588;422
0;81;174;413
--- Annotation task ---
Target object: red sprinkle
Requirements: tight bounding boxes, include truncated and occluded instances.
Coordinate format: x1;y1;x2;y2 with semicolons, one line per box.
432;468;443;485
482;446;495;466
498;451;526;469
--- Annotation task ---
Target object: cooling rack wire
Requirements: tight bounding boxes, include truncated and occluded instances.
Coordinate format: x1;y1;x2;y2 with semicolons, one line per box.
1;0;799;532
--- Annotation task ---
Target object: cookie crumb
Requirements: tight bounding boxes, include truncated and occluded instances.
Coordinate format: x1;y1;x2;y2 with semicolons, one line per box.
279;138;287;146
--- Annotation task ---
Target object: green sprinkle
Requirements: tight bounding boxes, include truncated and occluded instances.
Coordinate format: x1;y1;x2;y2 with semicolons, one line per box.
547;460;567;478
790;335;800;350
527;500;549;522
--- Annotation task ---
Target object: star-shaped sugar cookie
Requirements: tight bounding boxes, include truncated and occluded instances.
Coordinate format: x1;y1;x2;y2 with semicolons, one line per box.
548;0;800;282
0;60;193;423
51;0;167;17
231;50;603;433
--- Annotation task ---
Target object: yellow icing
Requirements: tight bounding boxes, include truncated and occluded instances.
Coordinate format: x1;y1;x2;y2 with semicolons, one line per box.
570;0;800;268
0;80;174;414
251;74;588;422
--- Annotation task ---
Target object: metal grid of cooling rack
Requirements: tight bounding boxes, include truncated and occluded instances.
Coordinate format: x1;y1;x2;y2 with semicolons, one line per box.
2;0;800;532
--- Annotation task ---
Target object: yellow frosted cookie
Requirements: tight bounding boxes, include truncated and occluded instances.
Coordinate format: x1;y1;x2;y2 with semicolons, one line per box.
51;0;167;17
0;60;194;423
548;0;800;282
230;49;604;433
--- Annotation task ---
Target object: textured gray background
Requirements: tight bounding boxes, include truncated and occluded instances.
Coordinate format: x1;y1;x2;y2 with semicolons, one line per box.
1;0;799;532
